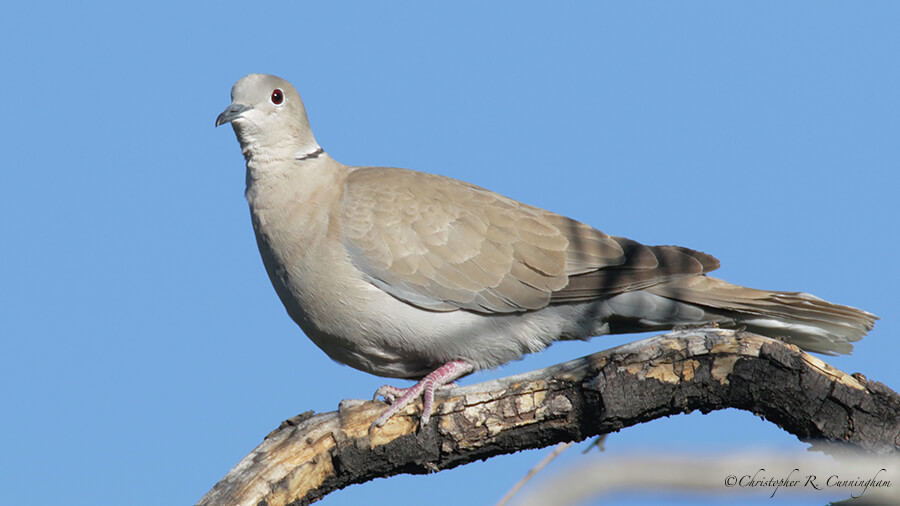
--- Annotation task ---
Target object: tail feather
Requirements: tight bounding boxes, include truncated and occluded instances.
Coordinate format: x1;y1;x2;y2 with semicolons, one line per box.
645;276;877;355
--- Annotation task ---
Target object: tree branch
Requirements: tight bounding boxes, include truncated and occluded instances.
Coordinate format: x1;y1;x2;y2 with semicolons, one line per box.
515;450;900;505
197;329;900;506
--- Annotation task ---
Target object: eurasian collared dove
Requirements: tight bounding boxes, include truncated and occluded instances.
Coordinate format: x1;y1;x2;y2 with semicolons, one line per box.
216;73;877;429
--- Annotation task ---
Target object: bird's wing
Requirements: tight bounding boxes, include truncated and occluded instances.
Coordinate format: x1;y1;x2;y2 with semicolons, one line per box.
340;167;718;313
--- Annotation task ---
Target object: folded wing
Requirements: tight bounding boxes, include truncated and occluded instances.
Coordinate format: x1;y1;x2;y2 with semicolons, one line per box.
340;167;718;313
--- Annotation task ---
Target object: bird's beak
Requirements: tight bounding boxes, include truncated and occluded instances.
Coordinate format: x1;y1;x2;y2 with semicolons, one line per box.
216;103;252;127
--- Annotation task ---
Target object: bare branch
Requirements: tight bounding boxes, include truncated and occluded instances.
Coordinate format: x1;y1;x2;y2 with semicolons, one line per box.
197;329;900;506
497;442;573;506
516;450;900;505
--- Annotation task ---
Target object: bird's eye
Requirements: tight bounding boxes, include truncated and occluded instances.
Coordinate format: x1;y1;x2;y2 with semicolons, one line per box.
271;89;284;105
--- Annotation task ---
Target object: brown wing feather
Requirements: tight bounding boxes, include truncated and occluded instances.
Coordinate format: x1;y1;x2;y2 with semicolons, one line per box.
551;239;720;303
340;167;719;313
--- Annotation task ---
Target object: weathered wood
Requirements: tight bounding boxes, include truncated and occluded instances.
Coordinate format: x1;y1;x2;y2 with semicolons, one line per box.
197;329;900;506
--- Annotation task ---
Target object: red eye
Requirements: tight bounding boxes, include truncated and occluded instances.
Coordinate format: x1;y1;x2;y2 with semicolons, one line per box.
271;89;284;105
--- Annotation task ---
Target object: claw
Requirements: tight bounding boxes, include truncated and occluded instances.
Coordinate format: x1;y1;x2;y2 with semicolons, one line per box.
374;384;406;403
369;360;474;432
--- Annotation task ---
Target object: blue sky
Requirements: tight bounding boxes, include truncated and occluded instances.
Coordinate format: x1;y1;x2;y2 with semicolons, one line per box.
2;2;898;505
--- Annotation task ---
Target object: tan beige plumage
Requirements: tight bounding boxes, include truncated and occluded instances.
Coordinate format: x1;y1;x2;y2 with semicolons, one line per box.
217;73;877;427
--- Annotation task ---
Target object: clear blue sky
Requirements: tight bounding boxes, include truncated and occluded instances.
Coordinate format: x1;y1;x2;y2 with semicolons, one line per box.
2;2;898;505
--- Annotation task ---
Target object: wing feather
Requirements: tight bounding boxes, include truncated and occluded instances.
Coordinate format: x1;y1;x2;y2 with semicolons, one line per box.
340;167;719;313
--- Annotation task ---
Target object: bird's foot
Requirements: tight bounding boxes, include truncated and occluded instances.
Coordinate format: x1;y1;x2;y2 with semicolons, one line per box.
370;360;474;431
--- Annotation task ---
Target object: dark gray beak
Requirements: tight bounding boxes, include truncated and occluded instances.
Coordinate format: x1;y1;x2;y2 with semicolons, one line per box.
216;103;252;127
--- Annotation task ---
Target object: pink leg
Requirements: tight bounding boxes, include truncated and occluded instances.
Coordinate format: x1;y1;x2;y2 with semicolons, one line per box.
371;360;474;430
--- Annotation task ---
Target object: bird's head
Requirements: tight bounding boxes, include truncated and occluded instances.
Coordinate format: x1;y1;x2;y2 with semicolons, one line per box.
216;74;319;161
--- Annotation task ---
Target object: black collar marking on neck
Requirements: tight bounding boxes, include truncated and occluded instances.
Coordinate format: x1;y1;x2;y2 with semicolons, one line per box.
296;147;325;161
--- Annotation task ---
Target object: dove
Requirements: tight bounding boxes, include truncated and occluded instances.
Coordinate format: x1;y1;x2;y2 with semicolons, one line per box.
216;73;876;429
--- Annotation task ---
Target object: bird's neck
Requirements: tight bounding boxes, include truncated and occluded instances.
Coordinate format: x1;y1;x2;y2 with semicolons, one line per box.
244;151;345;208
232;120;320;165
238;137;315;164
295;144;325;161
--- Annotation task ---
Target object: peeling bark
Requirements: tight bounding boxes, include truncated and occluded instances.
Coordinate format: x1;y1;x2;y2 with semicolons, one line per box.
197;329;900;506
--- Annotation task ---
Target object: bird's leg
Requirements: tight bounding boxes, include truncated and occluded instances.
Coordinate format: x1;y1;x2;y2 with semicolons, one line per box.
371;359;474;430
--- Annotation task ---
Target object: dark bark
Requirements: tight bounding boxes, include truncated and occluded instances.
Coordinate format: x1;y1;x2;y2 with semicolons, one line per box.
197;329;900;506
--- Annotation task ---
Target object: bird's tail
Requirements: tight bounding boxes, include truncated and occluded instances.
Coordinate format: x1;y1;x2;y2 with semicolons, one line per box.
641;276;877;355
